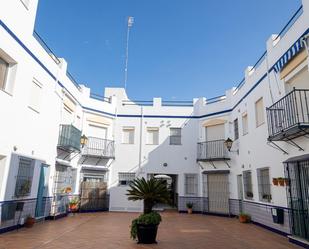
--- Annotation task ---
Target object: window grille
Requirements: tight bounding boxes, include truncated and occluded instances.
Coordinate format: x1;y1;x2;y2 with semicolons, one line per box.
185;174;198;195
118;172;135;186
257;168;271;202
15;157;35;197
170;128;181;145
234;118;239;140
243;171;253;199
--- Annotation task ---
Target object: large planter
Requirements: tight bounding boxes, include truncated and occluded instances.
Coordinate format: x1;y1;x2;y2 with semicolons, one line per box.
69;204;78;212
187;208;193;214
24;217;35;228
137;224;158;244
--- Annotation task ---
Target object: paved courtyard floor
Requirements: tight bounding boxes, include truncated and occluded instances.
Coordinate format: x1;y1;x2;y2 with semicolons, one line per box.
0;212;301;249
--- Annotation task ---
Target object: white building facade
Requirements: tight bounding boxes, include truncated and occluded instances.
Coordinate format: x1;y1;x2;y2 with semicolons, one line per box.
0;0;309;245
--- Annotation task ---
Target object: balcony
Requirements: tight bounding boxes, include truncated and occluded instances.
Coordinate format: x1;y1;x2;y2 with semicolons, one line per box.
197;140;230;162
266;89;309;141
81;137;115;159
57;125;82;152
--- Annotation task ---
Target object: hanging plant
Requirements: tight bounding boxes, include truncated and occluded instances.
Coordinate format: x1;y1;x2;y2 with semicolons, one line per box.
272;178;279;186
277;177;285;186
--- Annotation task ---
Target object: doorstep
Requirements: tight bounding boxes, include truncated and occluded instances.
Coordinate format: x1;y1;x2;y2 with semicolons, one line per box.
288;235;309;248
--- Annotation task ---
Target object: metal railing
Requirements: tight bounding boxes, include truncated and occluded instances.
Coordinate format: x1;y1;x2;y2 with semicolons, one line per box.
81;137;115;158
197;140;229;161
90;93;111;103
58;125;82;151
33;31;60;65
206;95;227;105
266;89;309;140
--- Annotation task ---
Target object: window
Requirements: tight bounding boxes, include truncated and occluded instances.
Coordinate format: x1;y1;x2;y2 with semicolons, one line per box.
28;78;42;112
242;113;248;135
234;118;239;140
0;57;9;91
185;174;198;195
255;97;265;127
118;172;135;186
15;157;35;197
146;127;159;145
122;127;135;144
243;171;253;199
257;168;271;202
170;128;181;145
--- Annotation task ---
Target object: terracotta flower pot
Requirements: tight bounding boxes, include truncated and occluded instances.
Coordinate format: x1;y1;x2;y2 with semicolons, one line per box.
239;215;249;223
272;178;278;186
187;208;193;214
24;217;35;228
69;204;78;212
278;179;285;186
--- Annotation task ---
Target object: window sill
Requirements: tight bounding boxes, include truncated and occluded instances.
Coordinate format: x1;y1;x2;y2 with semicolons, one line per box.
146;144;159;146
243;132;248;136
256;122;265;128
169;144;182;146
122;143;134;145
28;106;40;114
0;89;13;97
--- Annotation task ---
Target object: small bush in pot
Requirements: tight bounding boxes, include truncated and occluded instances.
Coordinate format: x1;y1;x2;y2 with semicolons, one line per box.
127;177;170;244
186;202;193;214
69;197;79;212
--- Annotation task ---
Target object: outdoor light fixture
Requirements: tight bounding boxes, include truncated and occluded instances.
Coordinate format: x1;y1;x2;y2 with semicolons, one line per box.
80;135;88;148
224;138;239;154
224;138;233;151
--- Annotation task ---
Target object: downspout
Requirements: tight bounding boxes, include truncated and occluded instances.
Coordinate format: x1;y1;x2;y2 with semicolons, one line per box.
138;106;144;176
266;53;275;104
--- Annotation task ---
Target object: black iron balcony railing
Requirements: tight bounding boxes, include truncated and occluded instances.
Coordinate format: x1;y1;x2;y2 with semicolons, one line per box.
81;137;115;158
57;125;82;151
266;89;309;141
197;140;230;161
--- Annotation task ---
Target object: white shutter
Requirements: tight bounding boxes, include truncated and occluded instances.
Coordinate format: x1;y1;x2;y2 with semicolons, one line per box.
147;128;159;145
242;113;248;135
88;124;107;139
122;127;135;144
62;107;73;124
0;57;8;90
255;98;265;127
205;124;224;141
28;79;42;112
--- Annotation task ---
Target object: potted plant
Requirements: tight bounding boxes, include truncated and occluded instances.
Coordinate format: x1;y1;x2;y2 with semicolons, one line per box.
284;178;290;186
186;202;193;214
24;215;35;228
277;177;285;186
69;197;79;212
272;178;278;186
127;177;170;244
262;194;272;201
239;213;250;223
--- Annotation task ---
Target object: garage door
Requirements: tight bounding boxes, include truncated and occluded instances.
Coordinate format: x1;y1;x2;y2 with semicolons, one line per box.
208;173;229;214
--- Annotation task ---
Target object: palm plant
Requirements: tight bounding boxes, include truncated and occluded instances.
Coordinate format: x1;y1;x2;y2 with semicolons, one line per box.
127;177;170;214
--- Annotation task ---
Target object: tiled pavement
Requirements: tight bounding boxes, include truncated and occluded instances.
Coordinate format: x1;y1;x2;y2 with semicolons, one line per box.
0;212;301;249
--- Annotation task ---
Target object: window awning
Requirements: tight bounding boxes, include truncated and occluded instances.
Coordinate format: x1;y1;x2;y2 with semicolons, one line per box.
274;31;308;73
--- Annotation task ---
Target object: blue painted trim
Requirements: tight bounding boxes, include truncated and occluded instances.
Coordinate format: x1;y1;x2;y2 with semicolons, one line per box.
0;224;23;234
251;220;290;237
289;237;309;248
1;19;308;120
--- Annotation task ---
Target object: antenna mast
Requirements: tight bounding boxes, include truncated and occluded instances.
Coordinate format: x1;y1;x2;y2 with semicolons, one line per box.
124;16;134;90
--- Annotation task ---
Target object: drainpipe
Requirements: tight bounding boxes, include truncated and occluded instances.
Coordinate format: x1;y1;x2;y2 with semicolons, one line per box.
138;106;144;176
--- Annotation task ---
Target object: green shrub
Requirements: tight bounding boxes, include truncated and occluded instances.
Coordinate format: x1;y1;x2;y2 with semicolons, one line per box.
186;202;193;208
130;212;162;240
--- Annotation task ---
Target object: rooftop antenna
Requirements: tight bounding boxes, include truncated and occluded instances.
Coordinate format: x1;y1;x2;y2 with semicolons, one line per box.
124;16;134;90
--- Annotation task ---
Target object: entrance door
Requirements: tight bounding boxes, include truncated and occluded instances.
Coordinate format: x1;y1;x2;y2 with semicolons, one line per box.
208;173;229;214
35;164;49;218
285;158;309;240
80;181;108;211
237;174;243;213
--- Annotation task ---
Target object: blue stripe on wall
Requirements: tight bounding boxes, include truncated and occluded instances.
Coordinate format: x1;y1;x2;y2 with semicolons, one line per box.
0;19;308;120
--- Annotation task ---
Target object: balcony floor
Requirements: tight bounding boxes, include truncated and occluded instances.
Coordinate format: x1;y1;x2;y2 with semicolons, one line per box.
0;212;300;249
268;124;309;142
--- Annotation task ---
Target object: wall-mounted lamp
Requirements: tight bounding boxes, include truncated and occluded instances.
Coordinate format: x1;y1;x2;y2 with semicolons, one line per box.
224;138;239;154
80;135;88;148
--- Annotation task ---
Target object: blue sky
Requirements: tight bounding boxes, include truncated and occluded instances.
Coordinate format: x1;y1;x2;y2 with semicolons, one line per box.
35;0;301;100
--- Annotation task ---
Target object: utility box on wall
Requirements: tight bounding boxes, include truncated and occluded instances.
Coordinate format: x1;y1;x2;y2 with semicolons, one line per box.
271;207;284;224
